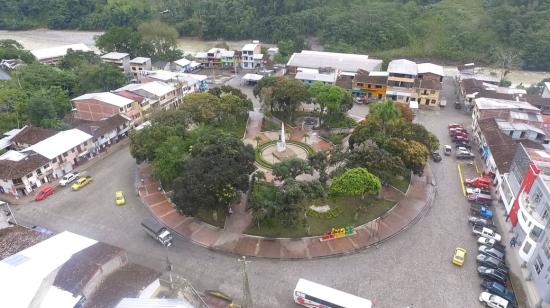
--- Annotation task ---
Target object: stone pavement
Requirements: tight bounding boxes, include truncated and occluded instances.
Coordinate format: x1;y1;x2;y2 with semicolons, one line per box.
138;163;436;259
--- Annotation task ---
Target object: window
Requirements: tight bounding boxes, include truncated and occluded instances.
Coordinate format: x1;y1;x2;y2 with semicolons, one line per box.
531;226;544;242
533;188;543;204
37;169;42;175
535;255;544;274
357;83;364;87
63;152;68;157
523;241;533;255
132;67;136;71
544;237;550;259
119;107;124;112
430;90;435;94
12;178;23;185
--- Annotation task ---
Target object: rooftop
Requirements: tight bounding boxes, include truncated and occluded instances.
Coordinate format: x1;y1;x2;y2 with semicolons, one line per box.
71;114;130;138
31;44;90;60
0;225;50;260
287;50;381;73
23;129;93;160
474;97;540;111
242;43;259;51
416;79;442;90
353;69;388;84
11;126;58;146
295;69;337;83
0;151;50;179
117;81;175;98
417;63;444;77
129;57;150;64
174;58;191;67
72;92;134;107
387;59;418;75
101;52;130;60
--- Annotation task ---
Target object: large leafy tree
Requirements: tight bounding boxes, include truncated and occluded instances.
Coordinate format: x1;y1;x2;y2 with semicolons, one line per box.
172;134;255;215
329;168;381;199
95;26;146;58
75;64;126;95
256;77;309;120
386;138;429;175
345;140;406;184
179;93;223;125
368;100;401;128
272;158;313;181
308;82;353;126
129;125;179;163
0;39;35;63
138;20;183;61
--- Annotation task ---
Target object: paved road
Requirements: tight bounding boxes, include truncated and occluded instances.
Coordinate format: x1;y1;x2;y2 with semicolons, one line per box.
12;77;485;307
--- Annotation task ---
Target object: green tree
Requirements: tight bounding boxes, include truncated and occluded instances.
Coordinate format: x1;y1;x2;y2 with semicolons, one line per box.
172;134;255;215
345;140;406;184
256;77;309;120
0;39;35;63
59;49;100;70
386;138;429;175
308;151;330;186
27;91;58;128
368;100;401;127
129;125;178;163
75;64;126;94
95;26;146;58
179;93;222;124
308;82;353;127
138;20;182;61
152;136;190;187
272;158;313;181
329;167;381;199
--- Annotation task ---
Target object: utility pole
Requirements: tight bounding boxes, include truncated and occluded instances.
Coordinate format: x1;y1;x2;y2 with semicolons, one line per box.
238;256;253;308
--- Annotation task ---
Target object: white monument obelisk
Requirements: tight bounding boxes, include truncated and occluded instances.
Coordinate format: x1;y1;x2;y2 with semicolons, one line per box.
277;122;287;152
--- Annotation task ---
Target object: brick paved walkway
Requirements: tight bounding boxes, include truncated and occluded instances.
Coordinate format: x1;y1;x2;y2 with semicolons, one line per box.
138;164;435;259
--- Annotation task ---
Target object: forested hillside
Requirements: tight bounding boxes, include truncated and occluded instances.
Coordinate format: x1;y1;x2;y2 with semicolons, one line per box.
0;0;549;70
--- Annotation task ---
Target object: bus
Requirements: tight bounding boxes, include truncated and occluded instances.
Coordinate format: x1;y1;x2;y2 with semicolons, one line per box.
293;278;373;308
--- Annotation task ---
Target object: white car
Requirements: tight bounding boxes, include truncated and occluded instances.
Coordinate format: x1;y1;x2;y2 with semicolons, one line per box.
478;236;496;246
59;172;79;186
479;292;509;308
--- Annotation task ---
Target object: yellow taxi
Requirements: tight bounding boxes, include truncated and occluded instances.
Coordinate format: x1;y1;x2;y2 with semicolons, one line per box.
452;247;467;266
71;176;93;191
115;191;125;206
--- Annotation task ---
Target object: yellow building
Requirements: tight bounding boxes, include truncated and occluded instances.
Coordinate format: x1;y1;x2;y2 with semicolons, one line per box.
351;69;388;102
416;79;441;108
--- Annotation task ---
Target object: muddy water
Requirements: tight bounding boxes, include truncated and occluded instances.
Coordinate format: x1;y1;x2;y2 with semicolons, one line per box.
0;29;547;86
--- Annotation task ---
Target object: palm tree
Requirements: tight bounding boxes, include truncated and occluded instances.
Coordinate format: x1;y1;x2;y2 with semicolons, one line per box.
254;135;261;148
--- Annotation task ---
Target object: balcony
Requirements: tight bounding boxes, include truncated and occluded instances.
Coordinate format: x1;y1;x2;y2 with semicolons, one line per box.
518;193;547;233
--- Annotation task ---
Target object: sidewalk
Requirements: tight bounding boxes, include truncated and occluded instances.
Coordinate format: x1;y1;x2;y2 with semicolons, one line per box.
139;164;436;259
0;138;130;205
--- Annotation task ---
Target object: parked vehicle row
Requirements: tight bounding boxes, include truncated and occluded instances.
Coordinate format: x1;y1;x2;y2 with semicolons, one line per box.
34;173;93;201
447;123;475;160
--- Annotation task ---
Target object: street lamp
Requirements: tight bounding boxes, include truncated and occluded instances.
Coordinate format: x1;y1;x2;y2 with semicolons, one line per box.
238;256;253;308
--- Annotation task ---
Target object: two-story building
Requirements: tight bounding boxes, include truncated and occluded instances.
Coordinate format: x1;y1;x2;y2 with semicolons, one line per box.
22;129;93;178
0;150;52;196
386;59;418;104
241;43;261;69
351;69;387;101
116;81;179;111
415;79;442;108
72;114;131;153
139;70;208;94
129;57;151;78
101;52;130;73
173;58;191;72
221;50;236;69
417;63;444;83
71;92;140;125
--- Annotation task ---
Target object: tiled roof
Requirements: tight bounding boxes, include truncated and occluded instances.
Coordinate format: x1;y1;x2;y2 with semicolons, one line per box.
335;75;352;90
353;69;387;84
11;127;57;146
479;118;544;173
73;114;130;138
0;152;50;180
416;79;441;90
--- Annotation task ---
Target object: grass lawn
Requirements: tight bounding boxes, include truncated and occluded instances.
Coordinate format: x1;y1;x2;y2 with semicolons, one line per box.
245;196;396;238
196;206;227;228
390;171;411;193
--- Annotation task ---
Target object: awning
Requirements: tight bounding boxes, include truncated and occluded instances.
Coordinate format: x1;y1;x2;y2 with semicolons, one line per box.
242;73;264;82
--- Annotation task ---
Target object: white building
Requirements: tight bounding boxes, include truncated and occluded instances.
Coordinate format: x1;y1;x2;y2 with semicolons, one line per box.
0;150;52;196
295;68;338;85
286;50;382;76
129;57;152;78
30;43;90;65
543;82;550;99
241;43;262;69
116;81;179;110
173;58;191;72
22;129;93;178
101;52;131;73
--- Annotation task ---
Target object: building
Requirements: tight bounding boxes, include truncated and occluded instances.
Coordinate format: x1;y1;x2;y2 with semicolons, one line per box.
10;126;58;150
22;129;93;178
417;63;444;82
457;62;500;85
526;95;550;115
0;127;23;152
386;59;418;104
351;69;387;101
0;230;162;308
0;150;52;196
459;78;522;109
295;68;338;85
286;50;382;76
173;58;191;72
70;114;131;154
116;81;180;111
415;79;442;108
30;44;90;65
101;52;131;73
129;57;151;78
221;50;236;69
139;70;208;94
543;83;550;99
241;43;262;69
71;92;140;124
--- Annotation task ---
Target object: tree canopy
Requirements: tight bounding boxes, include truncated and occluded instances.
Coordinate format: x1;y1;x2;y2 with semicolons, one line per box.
329;168;381;198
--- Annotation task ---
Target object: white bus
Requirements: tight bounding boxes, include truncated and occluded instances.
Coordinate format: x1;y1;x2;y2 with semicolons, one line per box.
293;278;373;308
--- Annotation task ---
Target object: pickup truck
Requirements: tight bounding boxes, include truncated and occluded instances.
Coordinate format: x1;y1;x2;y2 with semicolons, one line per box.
59;172;79;186
141;218;173;247
468;193;492;205
465;177;492;189
470;205;493;219
71;176;93;191
466;187;491;195
473;226;502;242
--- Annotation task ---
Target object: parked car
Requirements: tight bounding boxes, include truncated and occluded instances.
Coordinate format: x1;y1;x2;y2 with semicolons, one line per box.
448;123;464;129
479;292;510;308
479;245;505;261
444;145;452;156
453;136;470;144
431;151;442;162
455;101;462;109
455;142;471;150
481;280;516;304
35;186;54;201
452;247;467;266
468;216;494;228
477;254;506;270
450;130;468;138
59;172;79;187
473;226;501;241
470;205;493;219
439;99;447;107
71;176;93;191
457;150;475;159
468;193;492;205
115;191;125;206
477;267;507;284
466;187;491;195
465;177;492;189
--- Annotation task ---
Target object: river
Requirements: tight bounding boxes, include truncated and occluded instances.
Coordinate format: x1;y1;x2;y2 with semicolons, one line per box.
0;29;548;86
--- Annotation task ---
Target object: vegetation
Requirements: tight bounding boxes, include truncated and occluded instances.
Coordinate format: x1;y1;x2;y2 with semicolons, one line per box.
1;1;549;70
308;82;353;127
329;168;381;199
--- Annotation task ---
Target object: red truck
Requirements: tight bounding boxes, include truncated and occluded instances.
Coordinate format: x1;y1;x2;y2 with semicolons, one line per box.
465;177;492;189
448;123;464;129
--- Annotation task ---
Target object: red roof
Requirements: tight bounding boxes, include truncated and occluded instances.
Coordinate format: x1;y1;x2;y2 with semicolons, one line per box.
115;90;145;103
